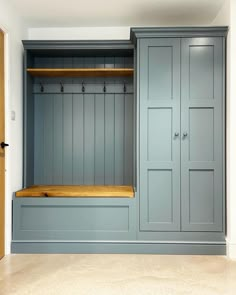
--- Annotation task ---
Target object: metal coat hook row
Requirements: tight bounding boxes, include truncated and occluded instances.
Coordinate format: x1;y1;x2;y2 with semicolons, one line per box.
123;81;127;93
103;81;106;93
40;82;44;93
60;82;64;93
82;81;85;93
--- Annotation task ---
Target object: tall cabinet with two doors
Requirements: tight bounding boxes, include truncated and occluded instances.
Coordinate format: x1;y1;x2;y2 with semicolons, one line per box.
12;27;227;254
134;28;226;251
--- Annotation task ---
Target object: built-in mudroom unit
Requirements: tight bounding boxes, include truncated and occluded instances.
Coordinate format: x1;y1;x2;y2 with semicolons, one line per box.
12;27;228;254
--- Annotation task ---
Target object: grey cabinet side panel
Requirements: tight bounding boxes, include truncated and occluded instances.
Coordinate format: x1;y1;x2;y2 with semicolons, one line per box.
24;51;35;186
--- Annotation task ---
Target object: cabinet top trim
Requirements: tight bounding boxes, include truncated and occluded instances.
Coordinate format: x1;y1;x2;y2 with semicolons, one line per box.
23;27;228;50
22;40;134;51
130;26;228;42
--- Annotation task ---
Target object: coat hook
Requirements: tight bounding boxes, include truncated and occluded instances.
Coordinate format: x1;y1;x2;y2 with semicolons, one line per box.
123;81;127;93
82;81;85;93
40;82;44;93
60;82;64;93
103;81;106;93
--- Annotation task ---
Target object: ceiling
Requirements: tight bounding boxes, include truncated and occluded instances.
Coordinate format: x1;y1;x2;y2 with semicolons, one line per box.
8;0;225;27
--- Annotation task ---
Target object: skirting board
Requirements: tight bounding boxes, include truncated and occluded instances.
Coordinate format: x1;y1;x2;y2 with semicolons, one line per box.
11;241;226;255
226;241;236;259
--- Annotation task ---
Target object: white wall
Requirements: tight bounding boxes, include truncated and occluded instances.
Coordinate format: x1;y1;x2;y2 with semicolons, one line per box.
212;0;230;25
227;0;236;259
0;0;27;254
28;27;130;40
212;0;236;259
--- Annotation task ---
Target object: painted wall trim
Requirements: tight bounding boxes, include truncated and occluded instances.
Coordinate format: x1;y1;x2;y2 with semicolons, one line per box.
0;26;11;255
226;240;236;259
22;40;133;50
3;30;10;256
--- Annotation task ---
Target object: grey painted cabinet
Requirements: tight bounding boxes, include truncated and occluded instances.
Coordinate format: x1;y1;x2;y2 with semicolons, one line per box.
138;36;225;233
12;27;227;255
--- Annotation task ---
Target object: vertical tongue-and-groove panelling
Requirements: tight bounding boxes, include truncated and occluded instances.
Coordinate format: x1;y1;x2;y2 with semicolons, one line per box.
33;56;134;185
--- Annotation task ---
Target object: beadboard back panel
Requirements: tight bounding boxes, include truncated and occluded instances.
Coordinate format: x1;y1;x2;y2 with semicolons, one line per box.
32;56;133;69
34;92;134;185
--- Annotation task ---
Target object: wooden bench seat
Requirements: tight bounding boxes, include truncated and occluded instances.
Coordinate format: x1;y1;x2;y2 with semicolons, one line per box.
15;185;134;198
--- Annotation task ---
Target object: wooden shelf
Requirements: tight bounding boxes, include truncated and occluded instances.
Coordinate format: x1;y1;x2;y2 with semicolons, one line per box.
16;185;134;198
27;68;134;77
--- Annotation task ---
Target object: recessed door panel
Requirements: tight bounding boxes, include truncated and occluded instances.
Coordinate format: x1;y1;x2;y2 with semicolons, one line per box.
189;108;214;161
148;46;173;100
189;170;214;224
189;45;214;100
148;170;173;224
148;108;172;162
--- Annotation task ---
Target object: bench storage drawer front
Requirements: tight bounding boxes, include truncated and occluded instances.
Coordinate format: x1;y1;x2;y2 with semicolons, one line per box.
13;198;136;241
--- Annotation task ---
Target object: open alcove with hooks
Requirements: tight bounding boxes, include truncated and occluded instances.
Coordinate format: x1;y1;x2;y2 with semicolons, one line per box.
20;41;136;198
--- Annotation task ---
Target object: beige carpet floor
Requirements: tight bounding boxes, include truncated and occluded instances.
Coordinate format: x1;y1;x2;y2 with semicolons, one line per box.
0;254;236;295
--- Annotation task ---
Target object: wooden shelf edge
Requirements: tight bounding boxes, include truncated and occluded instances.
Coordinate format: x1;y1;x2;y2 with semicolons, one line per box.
16;185;135;198
27;68;134;77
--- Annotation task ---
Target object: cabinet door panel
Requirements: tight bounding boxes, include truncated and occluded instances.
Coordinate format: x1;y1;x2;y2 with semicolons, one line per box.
181;38;223;232
147;108;172;162
189;45;214;100
189;108;214;162
148;46;173;100
148;170;173;223
189;170;214;224
139;38;181;232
